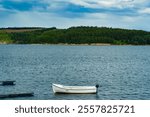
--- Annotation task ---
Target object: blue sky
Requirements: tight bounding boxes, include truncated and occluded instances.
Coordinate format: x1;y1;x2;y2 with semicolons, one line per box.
0;0;150;31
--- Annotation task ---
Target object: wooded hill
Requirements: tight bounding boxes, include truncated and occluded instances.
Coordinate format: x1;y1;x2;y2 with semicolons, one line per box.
0;26;150;45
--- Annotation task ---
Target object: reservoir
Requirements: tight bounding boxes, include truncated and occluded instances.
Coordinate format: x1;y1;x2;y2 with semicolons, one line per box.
0;45;150;100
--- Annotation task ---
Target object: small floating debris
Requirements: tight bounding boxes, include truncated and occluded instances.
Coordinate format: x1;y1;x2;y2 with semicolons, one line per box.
0;92;34;99
0;81;16;86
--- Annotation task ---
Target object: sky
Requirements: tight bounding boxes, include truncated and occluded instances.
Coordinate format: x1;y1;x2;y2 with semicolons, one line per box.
0;0;150;31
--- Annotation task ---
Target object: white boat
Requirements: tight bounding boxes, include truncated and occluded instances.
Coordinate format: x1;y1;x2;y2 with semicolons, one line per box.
52;83;99;94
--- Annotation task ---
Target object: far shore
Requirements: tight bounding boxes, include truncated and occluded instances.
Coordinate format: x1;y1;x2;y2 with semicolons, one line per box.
31;43;112;46
0;42;150;46
0;42;111;45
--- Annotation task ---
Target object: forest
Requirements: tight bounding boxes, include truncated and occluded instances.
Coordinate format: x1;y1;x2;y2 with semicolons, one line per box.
0;26;150;45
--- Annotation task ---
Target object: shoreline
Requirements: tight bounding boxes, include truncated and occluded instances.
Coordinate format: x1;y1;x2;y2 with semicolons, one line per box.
36;43;112;46
0;42;150;46
0;43;111;46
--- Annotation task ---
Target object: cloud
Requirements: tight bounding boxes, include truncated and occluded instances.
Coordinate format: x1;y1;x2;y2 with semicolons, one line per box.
52;0;137;9
0;10;149;30
0;0;150;31
0;5;6;11
139;8;150;14
0;0;148;15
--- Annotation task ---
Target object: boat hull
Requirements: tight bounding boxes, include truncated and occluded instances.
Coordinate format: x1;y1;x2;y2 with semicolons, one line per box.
52;84;97;94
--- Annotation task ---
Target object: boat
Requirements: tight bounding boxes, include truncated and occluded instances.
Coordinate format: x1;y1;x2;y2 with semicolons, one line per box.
52;83;99;94
0;92;34;99
0;81;16;86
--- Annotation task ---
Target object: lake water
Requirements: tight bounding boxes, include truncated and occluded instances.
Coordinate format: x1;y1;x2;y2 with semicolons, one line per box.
0;45;150;100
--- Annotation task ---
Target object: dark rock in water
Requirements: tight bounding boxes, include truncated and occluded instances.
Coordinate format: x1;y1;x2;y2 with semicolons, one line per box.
0;81;16;86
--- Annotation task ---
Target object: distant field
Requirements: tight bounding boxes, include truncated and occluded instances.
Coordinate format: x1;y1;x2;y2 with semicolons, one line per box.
2;29;43;33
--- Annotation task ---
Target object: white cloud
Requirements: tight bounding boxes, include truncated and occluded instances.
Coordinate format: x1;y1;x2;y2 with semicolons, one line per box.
65;0;134;9
40;0;134;9
0;0;150;31
1;10;150;31
139;8;150;14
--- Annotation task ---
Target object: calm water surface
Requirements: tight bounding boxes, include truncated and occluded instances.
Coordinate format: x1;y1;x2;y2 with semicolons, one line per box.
0;45;150;100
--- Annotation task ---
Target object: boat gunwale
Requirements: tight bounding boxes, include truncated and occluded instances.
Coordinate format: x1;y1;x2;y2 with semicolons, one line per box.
52;84;96;90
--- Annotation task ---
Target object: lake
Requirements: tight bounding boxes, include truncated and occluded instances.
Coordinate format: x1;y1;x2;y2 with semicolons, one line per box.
0;45;150;100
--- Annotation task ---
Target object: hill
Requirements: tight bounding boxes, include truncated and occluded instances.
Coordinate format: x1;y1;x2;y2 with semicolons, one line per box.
0;26;150;45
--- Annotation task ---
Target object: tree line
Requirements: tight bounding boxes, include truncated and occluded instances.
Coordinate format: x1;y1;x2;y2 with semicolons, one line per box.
0;26;150;45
